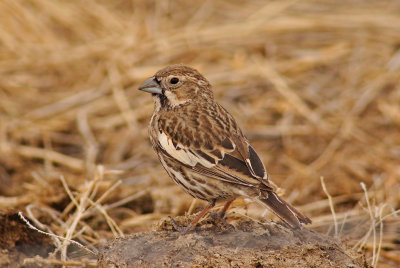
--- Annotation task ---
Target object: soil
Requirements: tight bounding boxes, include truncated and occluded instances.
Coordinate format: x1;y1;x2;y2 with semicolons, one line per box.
0;211;54;268
98;215;369;268
0;210;368;267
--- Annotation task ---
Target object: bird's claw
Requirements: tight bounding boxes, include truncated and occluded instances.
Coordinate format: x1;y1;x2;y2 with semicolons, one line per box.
168;216;192;234
208;211;232;229
208;211;226;220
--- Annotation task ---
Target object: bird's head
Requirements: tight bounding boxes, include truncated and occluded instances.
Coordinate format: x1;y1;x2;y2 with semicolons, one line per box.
139;64;213;108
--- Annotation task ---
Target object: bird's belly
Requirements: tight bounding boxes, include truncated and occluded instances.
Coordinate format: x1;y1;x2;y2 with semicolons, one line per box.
158;154;236;201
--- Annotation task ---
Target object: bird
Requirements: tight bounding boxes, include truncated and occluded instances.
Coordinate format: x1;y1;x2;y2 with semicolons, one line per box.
139;64;311;233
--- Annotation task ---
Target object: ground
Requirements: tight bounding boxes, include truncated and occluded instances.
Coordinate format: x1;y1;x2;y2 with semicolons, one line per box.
99;216;368;267
0;210;368;268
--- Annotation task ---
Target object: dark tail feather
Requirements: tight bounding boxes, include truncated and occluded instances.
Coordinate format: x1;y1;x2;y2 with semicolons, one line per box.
259;191;311;228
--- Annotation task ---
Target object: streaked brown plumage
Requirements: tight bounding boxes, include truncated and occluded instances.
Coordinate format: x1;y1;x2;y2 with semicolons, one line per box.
139;64;311;232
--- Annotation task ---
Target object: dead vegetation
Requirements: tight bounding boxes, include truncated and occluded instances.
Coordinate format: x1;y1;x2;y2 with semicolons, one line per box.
0;0;399;267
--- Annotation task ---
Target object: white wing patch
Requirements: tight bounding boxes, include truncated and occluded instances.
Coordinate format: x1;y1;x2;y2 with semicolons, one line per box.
158;132;215;168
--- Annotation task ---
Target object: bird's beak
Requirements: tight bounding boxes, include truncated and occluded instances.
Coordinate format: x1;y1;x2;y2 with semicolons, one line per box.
138;77;163;95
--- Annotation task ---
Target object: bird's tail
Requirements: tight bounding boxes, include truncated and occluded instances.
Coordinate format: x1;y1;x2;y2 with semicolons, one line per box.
259;191;311;228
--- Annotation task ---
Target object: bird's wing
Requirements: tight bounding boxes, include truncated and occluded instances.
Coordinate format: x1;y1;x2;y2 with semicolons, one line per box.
156;103;271;189
192;135;272;190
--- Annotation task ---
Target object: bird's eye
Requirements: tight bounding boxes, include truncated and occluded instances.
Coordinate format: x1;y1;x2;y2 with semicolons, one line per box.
170;77;179;84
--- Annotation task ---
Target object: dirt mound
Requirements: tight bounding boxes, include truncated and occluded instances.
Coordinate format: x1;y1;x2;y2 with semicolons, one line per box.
98;216;367;268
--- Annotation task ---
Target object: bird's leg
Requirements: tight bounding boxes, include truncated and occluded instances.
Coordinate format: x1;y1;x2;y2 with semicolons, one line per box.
209;200;234;221
218;200;234;218
169;201;215;234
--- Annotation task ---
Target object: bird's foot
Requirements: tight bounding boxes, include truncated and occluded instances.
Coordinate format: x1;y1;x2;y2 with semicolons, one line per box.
207;211;234;231
208;210;227;220
168;216;193;234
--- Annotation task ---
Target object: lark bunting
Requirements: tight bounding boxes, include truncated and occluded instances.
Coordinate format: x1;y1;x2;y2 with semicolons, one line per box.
139;64;311;232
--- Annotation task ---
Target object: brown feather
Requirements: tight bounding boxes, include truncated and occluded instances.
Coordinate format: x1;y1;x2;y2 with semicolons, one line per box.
259;191;312;228
248;145;267;178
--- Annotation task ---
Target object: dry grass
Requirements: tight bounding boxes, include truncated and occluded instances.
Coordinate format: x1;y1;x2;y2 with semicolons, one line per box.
0;0;399;267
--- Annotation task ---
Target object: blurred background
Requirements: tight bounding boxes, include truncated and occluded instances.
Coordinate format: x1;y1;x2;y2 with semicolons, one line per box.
0;0;399;267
